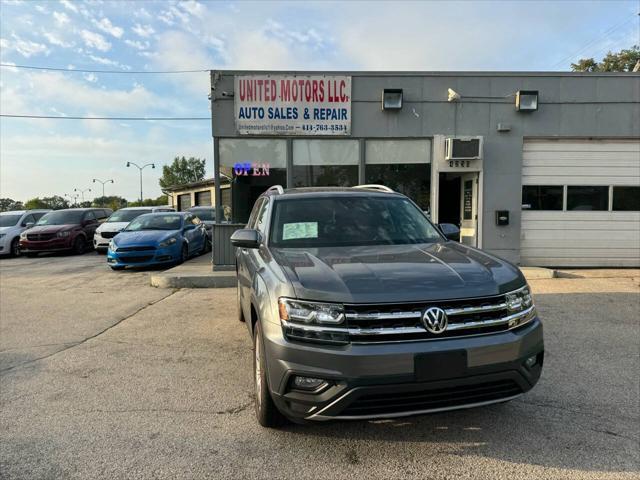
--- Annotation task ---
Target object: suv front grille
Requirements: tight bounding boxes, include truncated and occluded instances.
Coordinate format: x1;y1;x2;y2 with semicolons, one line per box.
340;379;523;417
27;233;56;241
100;231;118;239
341;295;535;343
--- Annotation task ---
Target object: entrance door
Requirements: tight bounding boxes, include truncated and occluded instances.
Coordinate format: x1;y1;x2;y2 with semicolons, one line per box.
459;172;478;246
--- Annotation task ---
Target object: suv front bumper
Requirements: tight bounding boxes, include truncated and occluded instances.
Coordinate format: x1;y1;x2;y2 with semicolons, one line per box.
261;317;543;421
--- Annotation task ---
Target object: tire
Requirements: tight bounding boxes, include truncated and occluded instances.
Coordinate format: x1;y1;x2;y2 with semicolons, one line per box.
253;321;287;428
26;253;38;258
110;265;125;271
10;238;20;257
200;236;208;255
178;244;188;265
72;237;85;255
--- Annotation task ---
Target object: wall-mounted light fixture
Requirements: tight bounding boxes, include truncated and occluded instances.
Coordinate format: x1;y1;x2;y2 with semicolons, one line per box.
516;90;538;112
382;88;403;110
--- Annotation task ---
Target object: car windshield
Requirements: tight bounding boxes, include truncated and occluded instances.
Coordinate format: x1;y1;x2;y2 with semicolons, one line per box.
107;209;149;223
0;215;22;227
190;209;215;221
270;196;443;248
124;214;182;231
36;211;84;226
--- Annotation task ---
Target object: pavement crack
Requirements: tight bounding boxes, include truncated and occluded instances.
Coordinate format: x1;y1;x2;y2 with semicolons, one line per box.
0;290;178;375
74;402;252;416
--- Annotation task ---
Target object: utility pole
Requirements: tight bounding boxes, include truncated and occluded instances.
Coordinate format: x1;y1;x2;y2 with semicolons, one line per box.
126;162;155;203
92;178;114;205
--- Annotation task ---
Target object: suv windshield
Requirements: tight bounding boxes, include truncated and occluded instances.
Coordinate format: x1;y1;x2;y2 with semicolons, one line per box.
270;196;442;248
0;215;22;227
125;214;182;231
190;209;215;221
107;209;149;223
36;211;84;226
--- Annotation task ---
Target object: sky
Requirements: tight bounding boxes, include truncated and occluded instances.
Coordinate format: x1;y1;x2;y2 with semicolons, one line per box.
0;0;638;203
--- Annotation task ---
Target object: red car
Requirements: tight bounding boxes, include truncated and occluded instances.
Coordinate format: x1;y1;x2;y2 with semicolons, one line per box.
20;208;112;256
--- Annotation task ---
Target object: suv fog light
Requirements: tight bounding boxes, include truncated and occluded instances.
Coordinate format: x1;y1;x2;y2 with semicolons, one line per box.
292;376;327;391
524;355;537;369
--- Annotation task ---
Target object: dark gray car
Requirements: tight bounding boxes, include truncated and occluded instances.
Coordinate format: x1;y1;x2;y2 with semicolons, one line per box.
232;186;543;427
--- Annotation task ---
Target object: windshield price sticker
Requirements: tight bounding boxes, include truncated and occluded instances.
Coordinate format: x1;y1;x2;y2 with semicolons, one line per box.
234;75;351;136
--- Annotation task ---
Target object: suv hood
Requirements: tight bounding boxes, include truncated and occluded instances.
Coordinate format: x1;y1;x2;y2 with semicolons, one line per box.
25;224;76;234
97;222;129;233
272;242;525;304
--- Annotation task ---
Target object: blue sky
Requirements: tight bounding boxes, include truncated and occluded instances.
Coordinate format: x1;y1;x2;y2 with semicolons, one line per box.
0;0;638;202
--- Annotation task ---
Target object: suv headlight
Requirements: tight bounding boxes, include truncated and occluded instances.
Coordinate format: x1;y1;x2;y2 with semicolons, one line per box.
159;237;177;247
505;285;534;313
278;298;348;344
57;231;70;238
20;231;28;240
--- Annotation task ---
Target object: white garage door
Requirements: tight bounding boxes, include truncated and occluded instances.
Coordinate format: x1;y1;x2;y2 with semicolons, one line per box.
521;139;640;267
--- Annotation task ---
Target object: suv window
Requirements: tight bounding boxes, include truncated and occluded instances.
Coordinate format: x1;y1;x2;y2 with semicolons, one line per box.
84;211;97;223
270;196;442;248
22;214;35;226
33;212;47;221
254;200;269;234
247;198;265;229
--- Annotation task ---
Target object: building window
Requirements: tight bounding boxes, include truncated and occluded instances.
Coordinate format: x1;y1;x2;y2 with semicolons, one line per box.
566;186;608;211
292;139;359;187
219;139;286;223
612;186;640;211
522;185;563;210
365;140;431;210
195;190;212;206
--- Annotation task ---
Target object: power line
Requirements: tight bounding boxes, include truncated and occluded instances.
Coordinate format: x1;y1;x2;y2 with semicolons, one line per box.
0;114;210;120
552;14;638;69
0;63;209;74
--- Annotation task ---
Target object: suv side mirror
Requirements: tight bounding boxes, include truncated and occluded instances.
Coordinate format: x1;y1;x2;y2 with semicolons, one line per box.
438;223;460;242
230;229;261;249
24;222;35;228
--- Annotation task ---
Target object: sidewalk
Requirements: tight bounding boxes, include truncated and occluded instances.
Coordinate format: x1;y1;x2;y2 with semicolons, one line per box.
150;254;236;288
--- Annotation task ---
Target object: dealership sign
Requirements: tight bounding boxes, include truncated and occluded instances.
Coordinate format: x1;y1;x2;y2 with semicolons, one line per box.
234;75;351;136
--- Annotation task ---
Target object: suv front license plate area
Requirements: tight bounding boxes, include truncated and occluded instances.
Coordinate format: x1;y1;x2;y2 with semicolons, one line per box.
414;350;467;381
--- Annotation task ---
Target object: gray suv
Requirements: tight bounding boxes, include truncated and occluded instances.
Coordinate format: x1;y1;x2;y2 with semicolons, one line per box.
231;185;543;427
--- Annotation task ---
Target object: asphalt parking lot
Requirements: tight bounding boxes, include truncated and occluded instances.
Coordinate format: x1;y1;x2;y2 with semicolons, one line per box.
0;253;638;479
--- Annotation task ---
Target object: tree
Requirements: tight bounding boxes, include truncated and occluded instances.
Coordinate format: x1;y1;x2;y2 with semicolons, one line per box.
571;45;640;72
92;196;127;209
0;198;24;212
128;195;168;207
24;196;69;210
159;156;206;190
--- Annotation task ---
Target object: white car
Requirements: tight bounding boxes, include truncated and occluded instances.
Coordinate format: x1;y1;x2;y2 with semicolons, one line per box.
93;206;175;253
0;210;51;257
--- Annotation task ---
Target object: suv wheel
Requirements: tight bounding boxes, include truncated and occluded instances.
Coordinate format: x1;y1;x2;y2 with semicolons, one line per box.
253;321;287;428
72;237;85;255
237;282;245;323
179;244;188;264
10;238;20;257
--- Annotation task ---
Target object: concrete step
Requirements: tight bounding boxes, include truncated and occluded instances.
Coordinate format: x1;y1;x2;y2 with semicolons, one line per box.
150;254;236;288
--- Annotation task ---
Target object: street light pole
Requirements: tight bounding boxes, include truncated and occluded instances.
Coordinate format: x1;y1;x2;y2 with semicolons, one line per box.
73;187;92;204
92;178;114;205
126;162;155;203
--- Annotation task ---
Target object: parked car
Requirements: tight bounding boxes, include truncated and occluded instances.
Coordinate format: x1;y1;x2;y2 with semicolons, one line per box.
187;206;215;247
0;210;51;257
107;212;207;270
94;206;175;253
19;208;112;256
231;185;543;427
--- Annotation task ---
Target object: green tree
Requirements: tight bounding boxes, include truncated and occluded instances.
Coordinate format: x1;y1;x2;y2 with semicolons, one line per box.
572;45;640;72
24;196;69;210
159;156;206;190
92;196;127;209
128;195;168;207
0;198;24;212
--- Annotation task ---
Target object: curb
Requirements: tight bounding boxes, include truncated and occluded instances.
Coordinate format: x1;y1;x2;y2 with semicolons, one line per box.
150;272;236;289
521;267;556;280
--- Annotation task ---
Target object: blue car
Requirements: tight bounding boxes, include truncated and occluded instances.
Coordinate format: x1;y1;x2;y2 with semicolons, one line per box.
107;212;207;270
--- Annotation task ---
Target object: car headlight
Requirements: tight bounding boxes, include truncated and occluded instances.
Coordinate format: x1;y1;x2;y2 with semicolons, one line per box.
57;231;70;238
108;240;115;251
159;237;178;247
20;232;28;239
505;285;534;313
278;298;348;345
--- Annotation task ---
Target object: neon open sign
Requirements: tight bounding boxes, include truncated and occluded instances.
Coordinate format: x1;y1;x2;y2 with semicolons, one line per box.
233;162;271;176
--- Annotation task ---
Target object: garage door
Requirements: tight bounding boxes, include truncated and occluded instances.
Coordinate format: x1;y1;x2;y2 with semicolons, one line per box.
178;193;192;211
195;190;212;206
521;139;640;267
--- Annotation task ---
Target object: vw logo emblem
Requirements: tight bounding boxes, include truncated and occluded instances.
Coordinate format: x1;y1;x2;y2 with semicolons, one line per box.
422;307;448;334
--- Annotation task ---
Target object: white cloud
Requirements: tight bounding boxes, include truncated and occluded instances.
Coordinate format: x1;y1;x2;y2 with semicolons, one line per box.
88;54;129;69
93;17;124;39
179;0;205;18
59;0;78;13
80;30;111;52
132;23;155;38
124;39;149;51
2;34;50;58
83;73;98;83
35;4;48;13
53;11;70;26
43;31;74;48
133;7;151;20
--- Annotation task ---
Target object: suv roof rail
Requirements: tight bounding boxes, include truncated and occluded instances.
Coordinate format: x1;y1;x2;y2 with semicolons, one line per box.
352;184;394;193
265;185;284;195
